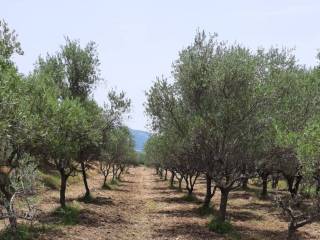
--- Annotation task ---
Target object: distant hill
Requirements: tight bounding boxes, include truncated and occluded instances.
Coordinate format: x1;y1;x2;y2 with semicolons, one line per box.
129;129;151;152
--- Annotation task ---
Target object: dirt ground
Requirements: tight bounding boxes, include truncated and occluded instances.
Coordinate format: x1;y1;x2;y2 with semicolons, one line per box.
1;166;320;240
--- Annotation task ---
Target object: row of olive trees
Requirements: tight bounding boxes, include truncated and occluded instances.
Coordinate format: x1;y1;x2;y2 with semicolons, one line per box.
0;20;136;232
100;126;137;187
144;31;320;239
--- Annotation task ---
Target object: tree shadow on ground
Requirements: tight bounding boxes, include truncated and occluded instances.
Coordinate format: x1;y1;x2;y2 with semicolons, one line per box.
39;207;126;228
195;191;205;198
196;179;207;184
229;191;255;200
117;179;134;184
152;186;172;191
228;209;265;221
78;208;130;226
151;222;219;240
155;190;179;195
111;188;130;193
152;179;167;183
116;183;130;187
85;196;114;206
240;201;280;215
156;207;207;218
156;195;203;205
233;225;311;240
72;196;115;206
0;223;66;240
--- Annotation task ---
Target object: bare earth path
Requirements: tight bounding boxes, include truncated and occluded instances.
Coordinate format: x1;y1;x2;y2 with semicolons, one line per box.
36;166;218;240
102;167;320;240
109;167;218;240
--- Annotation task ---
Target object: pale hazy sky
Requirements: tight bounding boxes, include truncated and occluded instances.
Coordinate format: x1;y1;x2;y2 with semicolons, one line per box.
2;0;320;131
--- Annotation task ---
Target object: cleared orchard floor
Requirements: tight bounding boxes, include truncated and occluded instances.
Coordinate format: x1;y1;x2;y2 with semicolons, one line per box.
1;166;319;239
35;166;219;240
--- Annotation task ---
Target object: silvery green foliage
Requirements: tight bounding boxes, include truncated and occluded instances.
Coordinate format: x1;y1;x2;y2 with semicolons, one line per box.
0;19;23;67
9;154;38;195
0;154;39;222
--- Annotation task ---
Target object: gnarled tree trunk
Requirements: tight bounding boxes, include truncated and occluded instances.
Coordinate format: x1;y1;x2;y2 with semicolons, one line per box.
0;185;17;231
260;171;269;198
184;172;199;196
59;169;68;208
170;171;175;187
203;174;216;208
81;161;90;199
218;187;229;222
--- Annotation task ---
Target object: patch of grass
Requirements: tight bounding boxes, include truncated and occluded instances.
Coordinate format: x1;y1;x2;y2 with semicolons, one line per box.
258;179;288;191
78;194;94;203
181;194;200;203
226;231;241;240
169;184;179;190
110;179;118;185
68;175;81;185
301;186;317;198
40;172;60;190
40;171;81;190
176;187;183;192
278;180;288;189
53;202;82;225
0;224;57;240
146;199;158;212
102;183;112;190
208;216;233;234
198;205;214;216
0;225;35;240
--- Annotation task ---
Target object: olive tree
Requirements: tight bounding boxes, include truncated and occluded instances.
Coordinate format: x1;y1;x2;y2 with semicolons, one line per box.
37;38;101;199
0;19;37;230
273;60;320;239
99;90;131;186
101;126;135;183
